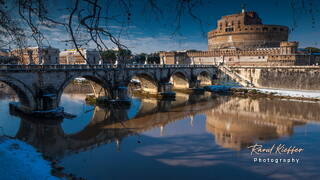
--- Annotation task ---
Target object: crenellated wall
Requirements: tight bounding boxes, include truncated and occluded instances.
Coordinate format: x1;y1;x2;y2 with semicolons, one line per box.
230;66;320;90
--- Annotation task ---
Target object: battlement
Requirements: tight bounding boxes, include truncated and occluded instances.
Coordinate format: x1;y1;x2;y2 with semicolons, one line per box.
280;41;299;47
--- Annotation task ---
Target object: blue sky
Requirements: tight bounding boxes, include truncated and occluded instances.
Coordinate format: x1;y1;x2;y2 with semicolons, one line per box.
26;0;320;53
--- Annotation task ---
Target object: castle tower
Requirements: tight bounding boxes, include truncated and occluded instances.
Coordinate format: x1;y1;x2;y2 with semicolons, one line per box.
208;9;289;50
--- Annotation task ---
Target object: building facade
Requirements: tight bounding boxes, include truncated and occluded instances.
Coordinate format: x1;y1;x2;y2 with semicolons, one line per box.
0;49;19;64
59;49;100;64
11;47;60;65
160;9;320;66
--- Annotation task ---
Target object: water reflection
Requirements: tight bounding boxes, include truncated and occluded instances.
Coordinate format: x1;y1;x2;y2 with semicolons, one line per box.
9;92;220;157
1;90;320;179
205;97;314;150
5;92;320;157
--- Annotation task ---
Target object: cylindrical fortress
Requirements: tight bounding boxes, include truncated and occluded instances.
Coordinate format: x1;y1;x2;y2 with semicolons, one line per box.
208;10;289;50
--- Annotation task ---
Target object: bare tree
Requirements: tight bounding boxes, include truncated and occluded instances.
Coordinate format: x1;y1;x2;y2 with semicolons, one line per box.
0;0;208;65
0;0;26;49
0;0;319;61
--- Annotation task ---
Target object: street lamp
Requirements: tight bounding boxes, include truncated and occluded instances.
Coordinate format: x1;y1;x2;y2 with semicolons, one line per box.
309;49;311;65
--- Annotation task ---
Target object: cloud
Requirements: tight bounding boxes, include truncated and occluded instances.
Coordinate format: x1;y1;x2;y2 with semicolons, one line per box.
134;135;227;167
119;35;207;53
23;24;207;53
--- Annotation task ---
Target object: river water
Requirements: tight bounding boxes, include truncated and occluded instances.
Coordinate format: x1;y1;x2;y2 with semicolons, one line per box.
0;91;320;180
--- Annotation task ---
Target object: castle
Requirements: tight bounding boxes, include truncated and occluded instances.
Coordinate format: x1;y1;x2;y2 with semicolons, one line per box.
160;9;320;66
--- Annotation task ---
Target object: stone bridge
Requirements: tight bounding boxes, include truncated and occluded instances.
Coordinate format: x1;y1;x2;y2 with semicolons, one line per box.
0;64;217;112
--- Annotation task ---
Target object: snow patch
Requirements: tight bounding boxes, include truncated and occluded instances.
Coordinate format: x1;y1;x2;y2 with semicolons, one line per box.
0;138;61;180
246;88;320;99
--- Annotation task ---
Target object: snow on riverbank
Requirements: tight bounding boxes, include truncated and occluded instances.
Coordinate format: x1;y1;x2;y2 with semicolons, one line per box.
0;138;61;180
245;88;320;100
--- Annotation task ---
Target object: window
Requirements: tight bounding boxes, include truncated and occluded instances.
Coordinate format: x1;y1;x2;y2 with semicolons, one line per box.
225;27;234;32
263;27;268;31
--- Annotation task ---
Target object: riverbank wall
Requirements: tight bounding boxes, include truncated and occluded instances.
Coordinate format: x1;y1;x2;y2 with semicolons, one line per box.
229;66;320;90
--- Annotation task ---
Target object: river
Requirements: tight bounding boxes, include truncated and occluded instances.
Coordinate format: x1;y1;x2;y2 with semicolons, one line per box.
0;90;320;180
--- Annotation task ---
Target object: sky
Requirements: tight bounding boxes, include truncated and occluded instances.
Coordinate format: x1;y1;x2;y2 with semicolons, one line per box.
13;0;320;53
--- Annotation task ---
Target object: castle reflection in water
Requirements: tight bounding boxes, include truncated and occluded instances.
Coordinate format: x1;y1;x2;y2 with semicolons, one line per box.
9;92;320;158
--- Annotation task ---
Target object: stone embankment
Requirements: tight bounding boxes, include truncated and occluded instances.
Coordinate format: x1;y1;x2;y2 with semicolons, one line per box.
229;66;320;90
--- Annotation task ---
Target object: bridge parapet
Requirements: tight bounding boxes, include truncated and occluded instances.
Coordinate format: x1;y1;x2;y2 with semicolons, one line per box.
0;64;215;71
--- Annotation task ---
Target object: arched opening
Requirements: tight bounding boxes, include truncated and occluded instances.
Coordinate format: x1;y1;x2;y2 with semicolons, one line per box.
198;71;212;86
128;73;158;96
0;78;35;137
58;75;110;105
58;75;110;135
0;79;33;108
170;72;189;90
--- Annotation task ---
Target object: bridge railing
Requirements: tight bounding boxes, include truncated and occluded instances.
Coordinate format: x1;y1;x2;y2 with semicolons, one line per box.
125;64;215;68
0;64;215;71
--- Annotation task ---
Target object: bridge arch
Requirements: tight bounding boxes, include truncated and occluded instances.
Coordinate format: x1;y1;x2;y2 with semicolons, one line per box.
129;73;159;95
57;73;111;105
197;70;213;86
170;71;190;89
0;75;35;109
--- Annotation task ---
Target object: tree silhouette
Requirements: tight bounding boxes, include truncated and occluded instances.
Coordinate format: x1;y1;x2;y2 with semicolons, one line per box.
0;0;318;61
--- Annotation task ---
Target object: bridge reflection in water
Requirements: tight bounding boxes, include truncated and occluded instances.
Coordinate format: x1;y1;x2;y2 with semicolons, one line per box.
10;93;320;158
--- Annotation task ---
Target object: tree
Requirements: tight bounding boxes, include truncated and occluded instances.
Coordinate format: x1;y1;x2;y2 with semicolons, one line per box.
132;53;147;64
0;0;26;49
0;0;208;65
117;48;132;64
117;49;132;58
101;50;116;64
147;53;160;64
0;0;318;65
305;47;320;53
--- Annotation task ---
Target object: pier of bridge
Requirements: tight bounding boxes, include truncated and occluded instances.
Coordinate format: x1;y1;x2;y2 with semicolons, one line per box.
0;64;217;116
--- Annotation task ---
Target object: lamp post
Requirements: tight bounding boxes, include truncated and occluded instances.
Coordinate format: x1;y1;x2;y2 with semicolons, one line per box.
161;56;165;65
309;49;311;65
145;55;148;65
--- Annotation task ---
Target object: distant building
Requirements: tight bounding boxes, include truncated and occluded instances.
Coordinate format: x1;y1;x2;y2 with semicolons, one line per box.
160;9;320;66
59;49;100;64
0;49;9;56
0;49;18;64
11;46;59;65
